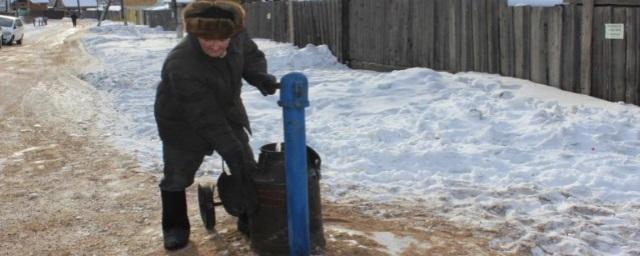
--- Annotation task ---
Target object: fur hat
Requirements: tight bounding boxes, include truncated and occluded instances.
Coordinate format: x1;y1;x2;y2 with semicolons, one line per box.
183;0;245;39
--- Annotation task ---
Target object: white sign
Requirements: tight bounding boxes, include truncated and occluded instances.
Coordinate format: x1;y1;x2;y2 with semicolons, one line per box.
605;24;624;40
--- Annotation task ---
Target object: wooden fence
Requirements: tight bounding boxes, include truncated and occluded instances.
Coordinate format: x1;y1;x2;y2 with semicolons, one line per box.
244;0;640;105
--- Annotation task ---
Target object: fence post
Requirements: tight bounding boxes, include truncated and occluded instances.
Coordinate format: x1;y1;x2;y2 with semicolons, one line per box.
580;0;594;95
341;0;350;65
278;72;310;256
288;0;295;43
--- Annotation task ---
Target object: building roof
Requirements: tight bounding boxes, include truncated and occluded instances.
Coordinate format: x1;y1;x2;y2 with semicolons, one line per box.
162;0;193;4
86;5;121;11
62;0;99;8
146;4;168;10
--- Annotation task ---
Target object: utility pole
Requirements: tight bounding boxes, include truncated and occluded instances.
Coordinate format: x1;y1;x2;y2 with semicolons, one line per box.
76;0;80;15
171;0;182;38
96;0;100;22
98;0;111;26
121;0;127;25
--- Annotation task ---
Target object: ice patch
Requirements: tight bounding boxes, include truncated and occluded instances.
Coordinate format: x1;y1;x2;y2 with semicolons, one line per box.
371;232;428;255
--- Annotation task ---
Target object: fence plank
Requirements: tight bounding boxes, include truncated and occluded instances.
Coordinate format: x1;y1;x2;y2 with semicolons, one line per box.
487;0;500;74
314;2;321;43
374;0;385;64
282;2;289;42
426;0;436;68
514;6;531;79
365;0;376;63
461;0;474;71
433;0;445;70
480;0;489;72
609;8;626;102
357;0;370;63
626;8;638;104
499;0;514;76
592;7;610;99
530;7;547;84
448;0;461;71
547;7;563;88
332;0;339;60
401;0;412;67
348;0;359;61
580;0;595;95
472;0;482;71
562;5;581;92
292;2;299;46
602;7;613;101
388;0;400;67
409;0;421;66
591;6;602;98
637;7;640;105
413;0;435;67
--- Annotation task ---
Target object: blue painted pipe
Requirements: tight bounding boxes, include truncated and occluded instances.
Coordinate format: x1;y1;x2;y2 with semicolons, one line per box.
278;72;310;256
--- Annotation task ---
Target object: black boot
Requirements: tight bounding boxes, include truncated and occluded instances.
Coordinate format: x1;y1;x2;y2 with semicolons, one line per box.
161;190;190;251
237;213;250;237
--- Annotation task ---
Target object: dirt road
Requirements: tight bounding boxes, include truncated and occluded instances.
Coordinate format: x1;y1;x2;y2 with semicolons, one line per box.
0;20;504;255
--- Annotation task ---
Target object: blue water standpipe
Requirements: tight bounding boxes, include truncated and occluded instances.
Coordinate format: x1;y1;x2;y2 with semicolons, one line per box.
278;72;311;256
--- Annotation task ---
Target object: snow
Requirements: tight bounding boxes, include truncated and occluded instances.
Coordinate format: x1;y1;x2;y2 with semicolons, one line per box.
509;0;562;6
76;22;640;255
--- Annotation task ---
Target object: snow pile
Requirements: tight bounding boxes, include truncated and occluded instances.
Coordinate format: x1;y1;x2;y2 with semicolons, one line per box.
80;22;178;171
80;24;640;255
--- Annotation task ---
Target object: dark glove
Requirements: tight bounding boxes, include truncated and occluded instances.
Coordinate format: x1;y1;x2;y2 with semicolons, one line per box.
259;80;280;96
217;151;259;216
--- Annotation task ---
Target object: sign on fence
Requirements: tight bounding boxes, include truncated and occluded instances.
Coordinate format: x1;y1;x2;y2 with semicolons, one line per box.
604;23;624;39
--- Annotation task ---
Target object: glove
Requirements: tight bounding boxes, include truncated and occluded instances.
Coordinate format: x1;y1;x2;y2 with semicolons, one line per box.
223;151;245;176
259;80;280;96
217;151;259;216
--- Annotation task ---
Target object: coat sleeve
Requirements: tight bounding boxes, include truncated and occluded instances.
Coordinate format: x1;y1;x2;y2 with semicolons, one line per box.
240;30;276;90
166;66;243;159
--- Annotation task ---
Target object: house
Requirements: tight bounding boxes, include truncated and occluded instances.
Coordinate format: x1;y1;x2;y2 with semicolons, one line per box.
30;0;47;11
50;0;98;13
6;0;50;19
120;0;189;30
84;4;120;20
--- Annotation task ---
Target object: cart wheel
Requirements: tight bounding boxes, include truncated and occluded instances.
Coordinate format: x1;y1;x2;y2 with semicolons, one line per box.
198;182;216;231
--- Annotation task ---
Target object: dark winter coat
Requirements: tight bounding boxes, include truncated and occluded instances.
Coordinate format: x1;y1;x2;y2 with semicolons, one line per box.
154;30;275;158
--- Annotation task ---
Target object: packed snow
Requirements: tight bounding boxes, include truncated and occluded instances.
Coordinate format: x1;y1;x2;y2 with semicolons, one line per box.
508;0;562;6
75;22;640;255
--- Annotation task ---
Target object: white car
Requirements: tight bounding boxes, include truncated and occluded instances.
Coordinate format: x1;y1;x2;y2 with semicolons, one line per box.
0;15;24;45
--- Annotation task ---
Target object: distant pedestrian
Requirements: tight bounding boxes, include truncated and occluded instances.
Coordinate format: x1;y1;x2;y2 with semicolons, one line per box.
43;16;48;26
70;12;78;27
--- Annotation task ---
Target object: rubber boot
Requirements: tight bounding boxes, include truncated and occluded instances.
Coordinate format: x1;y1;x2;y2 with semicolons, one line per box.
237;213;250;237
161;190;190;251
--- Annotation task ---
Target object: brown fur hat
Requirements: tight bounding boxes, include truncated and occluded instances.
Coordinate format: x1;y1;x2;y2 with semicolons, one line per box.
183;0;245;39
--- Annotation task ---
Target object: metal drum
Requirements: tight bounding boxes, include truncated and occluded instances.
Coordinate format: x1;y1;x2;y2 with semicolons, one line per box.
249;143;325;255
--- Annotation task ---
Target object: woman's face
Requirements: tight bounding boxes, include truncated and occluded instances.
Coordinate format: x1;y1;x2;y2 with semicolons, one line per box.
198;37;231;58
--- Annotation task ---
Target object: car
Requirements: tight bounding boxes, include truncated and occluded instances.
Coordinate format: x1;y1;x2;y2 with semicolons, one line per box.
0;15;24;45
